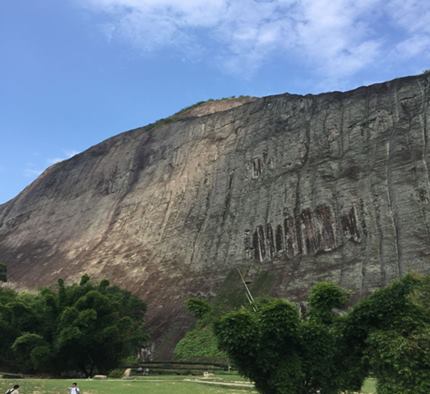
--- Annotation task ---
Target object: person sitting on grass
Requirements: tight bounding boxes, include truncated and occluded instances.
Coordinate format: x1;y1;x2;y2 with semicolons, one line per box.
5;384;19;394
68;382;80;394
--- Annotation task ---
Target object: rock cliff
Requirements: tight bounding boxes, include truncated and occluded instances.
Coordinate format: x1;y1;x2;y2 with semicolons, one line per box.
1;74;430;356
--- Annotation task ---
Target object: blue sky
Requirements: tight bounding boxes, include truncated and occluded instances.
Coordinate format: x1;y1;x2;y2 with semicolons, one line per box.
1;0;430;203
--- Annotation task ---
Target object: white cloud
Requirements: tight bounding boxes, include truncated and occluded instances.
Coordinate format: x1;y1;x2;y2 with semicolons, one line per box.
77;0;430;80
395;35;430;59
386;0;430;34
386;0;430;62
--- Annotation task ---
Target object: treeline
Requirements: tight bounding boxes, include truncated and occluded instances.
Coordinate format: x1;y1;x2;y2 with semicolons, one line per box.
0;275;146;377
2;269;429;393
174;274;430;393
214;274;430;394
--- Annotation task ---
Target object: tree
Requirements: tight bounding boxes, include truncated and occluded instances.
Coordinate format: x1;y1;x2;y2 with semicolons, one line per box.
215;294;339;394
48;278;147;376
0;276;147;376
12;333;51;372
0;287;21;369
214;275;430;394
362;275;430;394
367;328;430;394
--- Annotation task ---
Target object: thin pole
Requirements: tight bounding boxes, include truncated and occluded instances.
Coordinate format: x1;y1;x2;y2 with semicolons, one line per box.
236;268;257;311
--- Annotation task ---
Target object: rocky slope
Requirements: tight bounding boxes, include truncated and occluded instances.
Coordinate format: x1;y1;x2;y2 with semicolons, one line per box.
1;74;430;357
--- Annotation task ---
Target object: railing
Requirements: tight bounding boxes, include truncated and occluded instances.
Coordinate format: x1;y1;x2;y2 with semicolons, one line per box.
124;361;231;375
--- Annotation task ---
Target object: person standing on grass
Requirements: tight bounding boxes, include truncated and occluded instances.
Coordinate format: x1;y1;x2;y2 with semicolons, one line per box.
68;382;80;394
5;384;20;394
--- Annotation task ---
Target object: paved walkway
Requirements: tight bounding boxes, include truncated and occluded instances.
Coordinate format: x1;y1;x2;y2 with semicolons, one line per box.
185;378;255;389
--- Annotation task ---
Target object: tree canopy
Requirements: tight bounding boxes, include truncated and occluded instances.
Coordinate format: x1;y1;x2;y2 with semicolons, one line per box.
214;274;430;394
0;275;147;376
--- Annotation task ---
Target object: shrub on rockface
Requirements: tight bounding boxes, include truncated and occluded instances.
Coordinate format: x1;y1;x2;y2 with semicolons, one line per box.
174;297;229;364
186;297;212;320
174;326;228;363
215;275;430;394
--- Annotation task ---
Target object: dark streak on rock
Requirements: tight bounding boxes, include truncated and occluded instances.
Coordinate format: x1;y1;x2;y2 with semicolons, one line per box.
275;224;284;252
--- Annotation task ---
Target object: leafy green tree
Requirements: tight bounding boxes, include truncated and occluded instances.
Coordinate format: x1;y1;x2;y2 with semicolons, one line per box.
49;278;147;376
214;275;430;394
0;276;147;376
215;297;322;394
0;288;20;368
337;274;428;391
367;328;430;394
360;275;430;394
12;333;51;372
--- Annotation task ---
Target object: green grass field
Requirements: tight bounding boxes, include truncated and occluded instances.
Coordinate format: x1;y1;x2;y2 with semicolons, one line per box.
0;376;254;394
0;376;377;394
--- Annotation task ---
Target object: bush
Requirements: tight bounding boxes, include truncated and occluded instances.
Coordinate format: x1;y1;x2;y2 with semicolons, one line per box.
174;326;228;363
175;297;229;363
186;298;211;320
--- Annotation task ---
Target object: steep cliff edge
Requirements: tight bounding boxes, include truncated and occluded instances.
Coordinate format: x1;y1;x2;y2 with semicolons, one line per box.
1;75;430;356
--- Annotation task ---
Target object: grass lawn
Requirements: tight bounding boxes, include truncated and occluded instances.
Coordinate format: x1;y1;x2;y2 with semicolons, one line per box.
0;376;256;394
0;376;377;394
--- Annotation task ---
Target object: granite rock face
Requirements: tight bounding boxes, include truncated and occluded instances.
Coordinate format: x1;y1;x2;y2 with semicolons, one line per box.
1;75;430;356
